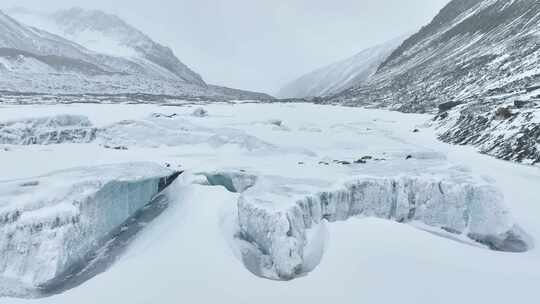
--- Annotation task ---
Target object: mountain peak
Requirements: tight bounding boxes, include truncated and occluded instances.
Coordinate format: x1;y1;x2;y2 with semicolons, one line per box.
53;7;129;31
53;7;206;86
7;7;206;87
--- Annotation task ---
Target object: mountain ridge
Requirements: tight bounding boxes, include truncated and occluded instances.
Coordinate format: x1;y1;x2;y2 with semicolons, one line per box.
332;0;539;112
0;9;272;100
278;35;407;98
49;7;206;86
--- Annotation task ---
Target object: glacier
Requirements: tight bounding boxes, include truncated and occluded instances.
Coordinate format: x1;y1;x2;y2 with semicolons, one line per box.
0;162;180;297
0;102;537;303
232;162;531;280
0;115;97;145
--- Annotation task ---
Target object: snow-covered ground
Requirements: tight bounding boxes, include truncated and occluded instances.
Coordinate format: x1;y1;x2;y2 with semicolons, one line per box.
0;102;539;303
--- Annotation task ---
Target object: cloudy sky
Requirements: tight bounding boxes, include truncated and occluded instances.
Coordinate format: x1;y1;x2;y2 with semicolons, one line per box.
3;0;450;94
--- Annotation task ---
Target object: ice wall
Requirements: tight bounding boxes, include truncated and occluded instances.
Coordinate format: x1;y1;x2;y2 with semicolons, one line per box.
203;171;258;193
0;115;97;145
0;163;179;294
237;175;531;280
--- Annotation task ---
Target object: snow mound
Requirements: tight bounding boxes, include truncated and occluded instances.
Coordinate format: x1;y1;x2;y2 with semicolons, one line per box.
0;115;97;145
0;162;179;296
98;114;277;152
235;164;531;280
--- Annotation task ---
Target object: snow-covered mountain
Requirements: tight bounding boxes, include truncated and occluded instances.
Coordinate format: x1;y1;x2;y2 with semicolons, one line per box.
0;9;272;100
278;36;406;98
0;10;104;70
0;10;199;94
329;0;539;164
9;7;206;87
332;0;539;111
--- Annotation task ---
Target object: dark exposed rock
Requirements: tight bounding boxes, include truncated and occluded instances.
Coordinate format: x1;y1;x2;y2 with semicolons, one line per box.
514;100;530;108
494;107;513;120
19;181;39;187
438;106;540;164
151;113;178;119
438;101;463;113
103;145;128;150
192;107;208;117
468;226;530;253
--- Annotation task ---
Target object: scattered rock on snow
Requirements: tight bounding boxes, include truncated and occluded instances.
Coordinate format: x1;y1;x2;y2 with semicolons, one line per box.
192;107;208;117
494;107;513;120
267;119;283;127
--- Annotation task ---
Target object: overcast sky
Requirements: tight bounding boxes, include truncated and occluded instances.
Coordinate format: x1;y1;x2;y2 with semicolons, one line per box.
3;0;450;94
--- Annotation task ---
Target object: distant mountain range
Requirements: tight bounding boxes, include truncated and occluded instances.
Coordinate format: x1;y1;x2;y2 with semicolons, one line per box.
278;36;407;98
0;8;272;100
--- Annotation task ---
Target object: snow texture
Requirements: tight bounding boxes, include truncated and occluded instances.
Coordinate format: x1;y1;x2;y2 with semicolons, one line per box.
98;113;278;152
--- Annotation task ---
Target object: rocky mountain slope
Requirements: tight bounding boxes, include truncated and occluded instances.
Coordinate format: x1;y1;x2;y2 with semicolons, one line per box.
329;0;540;164
333;0;539;110
278;36;406;98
